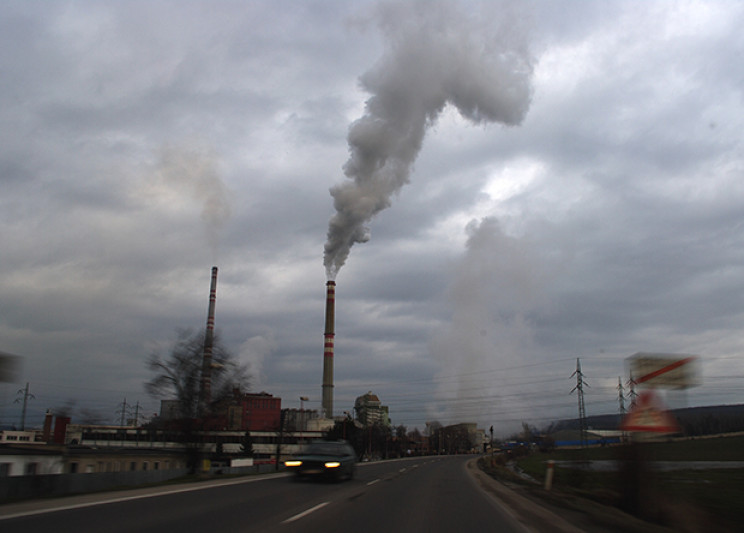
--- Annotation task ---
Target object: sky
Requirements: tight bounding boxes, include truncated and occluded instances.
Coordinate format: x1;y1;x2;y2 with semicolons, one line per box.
1;0;743;437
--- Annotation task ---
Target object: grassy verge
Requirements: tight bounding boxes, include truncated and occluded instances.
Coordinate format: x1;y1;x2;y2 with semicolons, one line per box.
503;436;744;531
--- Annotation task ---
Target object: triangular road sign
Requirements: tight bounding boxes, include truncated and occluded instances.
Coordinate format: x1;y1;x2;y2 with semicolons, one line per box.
620;390;680;433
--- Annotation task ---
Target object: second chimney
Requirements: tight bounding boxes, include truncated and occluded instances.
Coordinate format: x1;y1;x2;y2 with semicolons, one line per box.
322;280;335;418
200;266;218;413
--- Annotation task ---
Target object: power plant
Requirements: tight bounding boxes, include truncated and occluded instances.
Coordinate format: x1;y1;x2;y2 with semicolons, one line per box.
200;266;218;413
322;280;335;418
197;270;337;419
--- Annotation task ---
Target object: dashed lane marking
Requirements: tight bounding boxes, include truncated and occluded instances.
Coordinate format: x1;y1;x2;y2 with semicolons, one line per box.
281;502;330;524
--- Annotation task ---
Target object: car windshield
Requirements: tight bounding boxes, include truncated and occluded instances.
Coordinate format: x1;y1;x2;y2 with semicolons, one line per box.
302;443;350;456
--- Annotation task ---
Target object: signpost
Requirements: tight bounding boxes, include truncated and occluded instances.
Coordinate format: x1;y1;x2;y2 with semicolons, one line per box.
627;353;700;389
622;353;698;435
620;353;700;516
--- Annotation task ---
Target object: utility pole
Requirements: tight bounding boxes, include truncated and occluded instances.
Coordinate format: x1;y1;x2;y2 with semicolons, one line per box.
275;409;287;471
570;358;589;447
489;425;494;464
14;382;35;430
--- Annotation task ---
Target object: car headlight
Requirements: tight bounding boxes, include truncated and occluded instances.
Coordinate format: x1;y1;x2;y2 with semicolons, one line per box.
324;461;341;468
285;460;303;467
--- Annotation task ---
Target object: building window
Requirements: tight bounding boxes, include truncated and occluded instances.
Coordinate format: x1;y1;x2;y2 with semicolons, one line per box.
153;462;160;470
142;462;148;471
68;462;78;474
0;463;11;476
129;462;137;471
25;463;38;475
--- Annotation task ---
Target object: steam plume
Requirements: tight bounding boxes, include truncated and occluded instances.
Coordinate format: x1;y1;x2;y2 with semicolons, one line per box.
155;143;232;260
430;217;545;430
324;1;534;279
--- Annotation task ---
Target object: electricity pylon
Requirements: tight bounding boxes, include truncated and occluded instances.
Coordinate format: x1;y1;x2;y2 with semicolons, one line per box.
570;358;589;447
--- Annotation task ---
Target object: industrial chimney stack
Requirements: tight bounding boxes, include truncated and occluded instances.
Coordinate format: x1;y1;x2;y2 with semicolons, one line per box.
322;280;335;418
200;266;218;414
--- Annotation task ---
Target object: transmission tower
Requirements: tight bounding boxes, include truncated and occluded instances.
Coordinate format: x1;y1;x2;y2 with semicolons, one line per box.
617;377;626;415
626;371;638;410
570;358;589;447
116;398;142;427
116;397;130;426
14;382;35;430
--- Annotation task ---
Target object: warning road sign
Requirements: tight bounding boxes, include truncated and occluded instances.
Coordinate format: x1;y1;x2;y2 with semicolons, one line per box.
620;390;680;433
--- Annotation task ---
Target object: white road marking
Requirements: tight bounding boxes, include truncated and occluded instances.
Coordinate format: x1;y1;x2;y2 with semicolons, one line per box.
281;502;330;523
367;479;380;486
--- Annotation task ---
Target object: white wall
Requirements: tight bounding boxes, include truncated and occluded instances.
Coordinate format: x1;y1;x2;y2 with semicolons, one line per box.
0;453;64;477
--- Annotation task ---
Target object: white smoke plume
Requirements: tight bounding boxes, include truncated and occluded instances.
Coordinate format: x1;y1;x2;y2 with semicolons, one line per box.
429;217;546;431
154;142;232;260
238;331;277;389
324;1;534;279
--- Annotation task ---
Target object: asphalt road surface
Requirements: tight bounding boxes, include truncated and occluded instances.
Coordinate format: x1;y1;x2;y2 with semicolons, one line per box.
0;455;527;533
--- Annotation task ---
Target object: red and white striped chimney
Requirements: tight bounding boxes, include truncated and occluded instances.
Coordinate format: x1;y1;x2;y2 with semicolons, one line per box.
200;266;218;413
322;280;335;418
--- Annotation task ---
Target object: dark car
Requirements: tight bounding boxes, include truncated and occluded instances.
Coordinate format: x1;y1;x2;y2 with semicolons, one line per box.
284;440;357;481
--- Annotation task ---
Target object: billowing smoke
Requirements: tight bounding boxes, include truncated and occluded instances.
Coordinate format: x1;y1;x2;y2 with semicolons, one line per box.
155;143;232;260
324;1;534;279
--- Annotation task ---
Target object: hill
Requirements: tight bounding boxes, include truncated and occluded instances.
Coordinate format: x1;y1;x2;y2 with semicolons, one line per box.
547;403;744;436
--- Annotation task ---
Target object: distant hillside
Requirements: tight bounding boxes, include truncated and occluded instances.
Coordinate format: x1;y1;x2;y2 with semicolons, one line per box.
546;404;744;437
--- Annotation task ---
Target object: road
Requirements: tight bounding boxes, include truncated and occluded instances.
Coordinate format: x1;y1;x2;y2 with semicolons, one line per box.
0;455;527;533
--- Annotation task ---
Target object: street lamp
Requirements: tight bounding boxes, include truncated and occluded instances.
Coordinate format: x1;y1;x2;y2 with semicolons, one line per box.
299;397;309;444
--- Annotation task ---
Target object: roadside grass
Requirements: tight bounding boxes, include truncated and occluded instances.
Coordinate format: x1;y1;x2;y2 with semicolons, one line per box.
654;468;744;528
505;436;744;531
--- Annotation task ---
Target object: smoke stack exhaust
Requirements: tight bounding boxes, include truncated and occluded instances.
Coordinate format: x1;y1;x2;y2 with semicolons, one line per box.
322;280;335;418
200;266;218;413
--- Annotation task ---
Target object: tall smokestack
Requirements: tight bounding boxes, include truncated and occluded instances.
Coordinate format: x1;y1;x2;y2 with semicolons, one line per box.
200;266;218;414
43;409;53;443
322;280;335;418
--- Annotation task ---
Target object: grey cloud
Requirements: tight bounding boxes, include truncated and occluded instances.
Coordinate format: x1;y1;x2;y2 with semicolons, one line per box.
2;1;743;435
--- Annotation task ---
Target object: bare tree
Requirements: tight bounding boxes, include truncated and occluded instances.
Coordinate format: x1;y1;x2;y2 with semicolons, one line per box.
145;328;250;420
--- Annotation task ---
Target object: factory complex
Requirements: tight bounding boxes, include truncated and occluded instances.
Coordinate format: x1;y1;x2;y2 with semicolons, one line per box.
1;268;485;500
